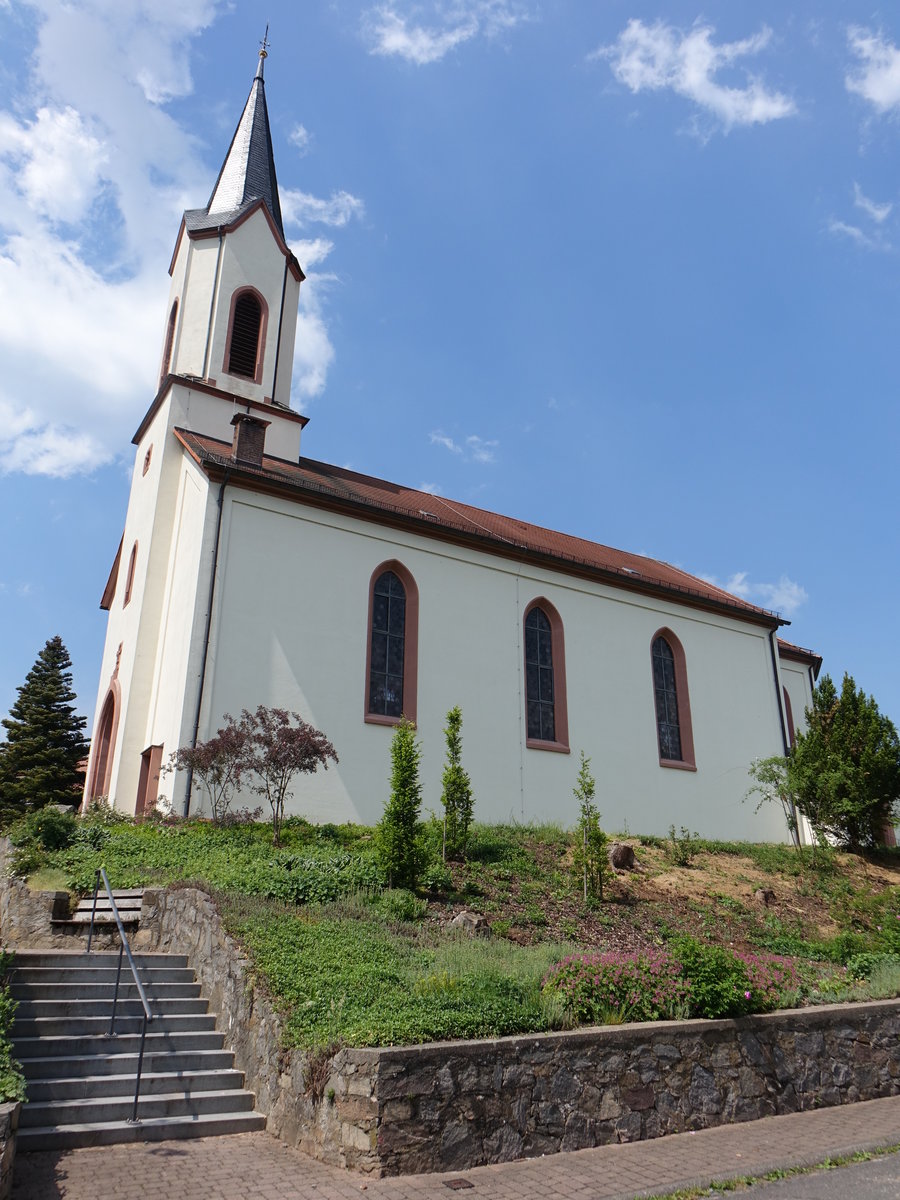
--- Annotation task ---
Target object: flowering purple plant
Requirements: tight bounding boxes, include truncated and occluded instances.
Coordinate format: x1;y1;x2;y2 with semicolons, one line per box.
735;951;801;1012
543;950;691;1023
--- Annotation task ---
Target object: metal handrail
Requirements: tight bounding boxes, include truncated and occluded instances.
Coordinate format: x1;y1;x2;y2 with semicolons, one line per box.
86;867;154;1123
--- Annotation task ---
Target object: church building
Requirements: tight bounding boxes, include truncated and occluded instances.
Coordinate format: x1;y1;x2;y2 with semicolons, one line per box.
83;51;822;841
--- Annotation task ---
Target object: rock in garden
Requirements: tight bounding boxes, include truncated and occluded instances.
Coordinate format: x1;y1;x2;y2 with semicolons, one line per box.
753;888;776;907
608;842;636;871
450;909;491;936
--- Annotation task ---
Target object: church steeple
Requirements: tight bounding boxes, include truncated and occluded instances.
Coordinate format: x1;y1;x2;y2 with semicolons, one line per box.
205;40;284;238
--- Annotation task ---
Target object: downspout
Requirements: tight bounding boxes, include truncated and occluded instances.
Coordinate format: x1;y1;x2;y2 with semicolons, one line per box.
768;629;800;846
270;258;289;404
183;467;231;816
201;232;225;381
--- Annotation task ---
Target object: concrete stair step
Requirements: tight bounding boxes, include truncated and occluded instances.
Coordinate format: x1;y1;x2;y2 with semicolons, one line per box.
54;913;140;925
25;1067;245;1102
11;966;195;986
14;1029;225;1061
11;981;202;1001
15;997;209;1019
19;1048;235;1079
10;952;188;969
20;1089;257;1128
16;1110;266;1151
13;1012;217;1038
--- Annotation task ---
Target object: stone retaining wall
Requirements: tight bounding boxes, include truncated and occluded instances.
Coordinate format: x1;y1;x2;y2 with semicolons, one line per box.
0;1104;19;1200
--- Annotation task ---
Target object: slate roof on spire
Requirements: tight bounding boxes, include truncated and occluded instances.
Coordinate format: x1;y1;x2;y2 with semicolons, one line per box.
185;48;284;240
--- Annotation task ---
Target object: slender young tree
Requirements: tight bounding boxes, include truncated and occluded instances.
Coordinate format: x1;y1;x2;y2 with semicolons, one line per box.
376;719;425;889
440;705;474;861
0;636;89;818
571;751;609;903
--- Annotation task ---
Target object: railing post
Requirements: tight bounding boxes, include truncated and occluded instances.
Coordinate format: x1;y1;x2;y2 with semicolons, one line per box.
130;1016;148;1124
109;942;124;1036
86;869;101;954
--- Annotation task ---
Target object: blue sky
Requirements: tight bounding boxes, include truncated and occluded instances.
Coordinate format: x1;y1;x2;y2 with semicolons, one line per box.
0;1;898;739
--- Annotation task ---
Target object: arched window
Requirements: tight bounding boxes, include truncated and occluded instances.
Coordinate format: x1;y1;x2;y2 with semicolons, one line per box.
159;299;177;385
123;542;138;607
225;288;266;381
88;689;118;800
523;598;569;752
365;561;419;724
651;629;695;769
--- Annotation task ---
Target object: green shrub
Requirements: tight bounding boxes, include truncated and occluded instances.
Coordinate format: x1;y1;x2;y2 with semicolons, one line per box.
571;752;609;902
543;951;691;1024
440;706;475;861
373;888;428;922
845;952;900;981
735;951;802;1012
669;936;754;1018
12;804;76;852
665;825;701;868
0;954;25;1103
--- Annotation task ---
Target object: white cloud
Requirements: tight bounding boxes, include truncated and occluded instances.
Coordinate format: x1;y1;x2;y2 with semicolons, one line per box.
419;481;441;495
0;107;108;225
594;20;796;133
430;430;498;464
430;431;463;455
853;182;892;223
288;124;312;155
466;434;498;464
291;272;336;403
846;27;900;114
363;1;527;66
291;237;335;270
827;218;886;252
704;570;808;617
281;188;365;228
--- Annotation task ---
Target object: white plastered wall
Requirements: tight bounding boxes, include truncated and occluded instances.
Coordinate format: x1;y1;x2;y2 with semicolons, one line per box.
183;486;795;841
779;657;817;845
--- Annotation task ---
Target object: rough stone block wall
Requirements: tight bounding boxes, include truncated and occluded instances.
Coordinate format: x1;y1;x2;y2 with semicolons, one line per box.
0;1104;19;1200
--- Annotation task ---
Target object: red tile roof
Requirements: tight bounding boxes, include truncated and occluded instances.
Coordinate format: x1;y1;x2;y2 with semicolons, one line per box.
174;429;789;628
777;637;823;677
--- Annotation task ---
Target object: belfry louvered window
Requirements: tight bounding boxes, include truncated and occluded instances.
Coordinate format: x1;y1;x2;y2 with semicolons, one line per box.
227;291;262;378
369;571;406;718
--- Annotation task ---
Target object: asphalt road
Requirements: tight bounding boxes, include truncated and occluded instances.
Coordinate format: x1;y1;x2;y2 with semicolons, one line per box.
741;1150;900;1198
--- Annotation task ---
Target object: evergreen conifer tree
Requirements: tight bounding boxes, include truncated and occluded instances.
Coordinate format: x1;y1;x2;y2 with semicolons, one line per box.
376;719;425;889
440;706;474;861
0;637;89;817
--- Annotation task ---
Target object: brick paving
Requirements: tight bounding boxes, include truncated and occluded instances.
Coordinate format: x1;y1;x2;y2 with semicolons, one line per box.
12;1096;900;1200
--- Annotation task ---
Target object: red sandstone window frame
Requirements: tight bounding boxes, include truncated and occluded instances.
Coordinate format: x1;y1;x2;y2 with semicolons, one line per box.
523;597;569;754
650;627;696;771
87;684;120;801
123;542;138;608
364;560;419;727
223;286;269;385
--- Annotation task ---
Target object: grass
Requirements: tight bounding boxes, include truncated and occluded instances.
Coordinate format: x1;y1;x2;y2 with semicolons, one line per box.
219;892;570;1048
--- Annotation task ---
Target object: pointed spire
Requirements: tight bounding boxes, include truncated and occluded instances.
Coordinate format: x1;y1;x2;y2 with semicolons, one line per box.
205;35;284;239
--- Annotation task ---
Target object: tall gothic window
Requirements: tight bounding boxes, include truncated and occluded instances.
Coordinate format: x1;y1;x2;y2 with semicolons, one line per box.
651;629;695;767
652;636;681;761
365;562;419;725
369;571;406;718
523;599;568;750
226;290;263;379
525;606;555;742
159;299;177;386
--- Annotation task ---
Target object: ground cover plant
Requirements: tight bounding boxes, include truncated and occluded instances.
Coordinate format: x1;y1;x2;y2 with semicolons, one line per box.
0;953;25;1103
9;803;900;1050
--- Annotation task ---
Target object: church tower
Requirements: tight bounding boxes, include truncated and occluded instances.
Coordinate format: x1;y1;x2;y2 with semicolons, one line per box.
84;46;307;815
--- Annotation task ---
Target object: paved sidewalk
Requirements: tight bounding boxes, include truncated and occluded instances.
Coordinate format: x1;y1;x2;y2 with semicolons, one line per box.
13;1095;900;1200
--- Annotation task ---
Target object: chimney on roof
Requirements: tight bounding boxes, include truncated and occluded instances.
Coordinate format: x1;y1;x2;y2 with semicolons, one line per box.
230;412;270;466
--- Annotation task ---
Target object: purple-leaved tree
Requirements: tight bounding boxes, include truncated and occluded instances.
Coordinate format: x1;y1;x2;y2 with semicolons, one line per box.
237;706;338;844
